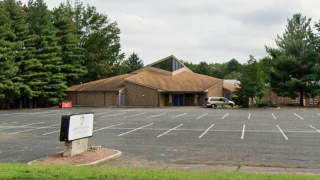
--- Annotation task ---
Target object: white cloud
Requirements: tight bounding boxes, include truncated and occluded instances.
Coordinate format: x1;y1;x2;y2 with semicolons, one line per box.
20;0;320;64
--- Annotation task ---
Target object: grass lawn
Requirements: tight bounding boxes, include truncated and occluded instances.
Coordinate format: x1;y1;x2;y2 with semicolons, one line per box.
0;163;320;180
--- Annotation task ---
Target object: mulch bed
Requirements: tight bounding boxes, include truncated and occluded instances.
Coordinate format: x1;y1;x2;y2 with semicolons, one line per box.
31;148;118;165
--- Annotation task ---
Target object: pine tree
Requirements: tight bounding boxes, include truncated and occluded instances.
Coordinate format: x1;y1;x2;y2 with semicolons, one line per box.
238;55;267;105
120;52;144;74
266;14;320;106
0;2;17;99
52;5;86;86
26;0;67;104
55;1;125;82
0;0;33;103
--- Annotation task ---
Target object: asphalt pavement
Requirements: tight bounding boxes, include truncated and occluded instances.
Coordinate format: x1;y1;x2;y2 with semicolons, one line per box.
1;107;320;173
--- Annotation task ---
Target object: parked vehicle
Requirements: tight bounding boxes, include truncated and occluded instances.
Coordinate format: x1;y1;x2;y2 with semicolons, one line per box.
205;97;235;108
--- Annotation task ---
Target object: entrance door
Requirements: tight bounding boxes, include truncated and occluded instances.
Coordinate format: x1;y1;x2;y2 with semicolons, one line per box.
120;94;124;107
172;94;184;106
225;93;231;100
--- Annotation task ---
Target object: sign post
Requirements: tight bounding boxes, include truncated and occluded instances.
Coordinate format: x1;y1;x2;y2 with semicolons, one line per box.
59;113;94;157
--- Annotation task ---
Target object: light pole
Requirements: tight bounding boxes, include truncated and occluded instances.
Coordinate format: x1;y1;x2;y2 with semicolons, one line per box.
263;57;272;106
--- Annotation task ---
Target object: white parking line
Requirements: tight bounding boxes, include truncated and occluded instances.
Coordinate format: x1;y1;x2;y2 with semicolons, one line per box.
171;113;187;119
199;124;214;138
14;111;53;117
272;113;277;119
0;122;44;131
10;124;60;134
147;113;166;119
248;113;251;119
123;112;146;118
43;130;60;135
0;121;19;125
294;113;304;120
277;125;288;140
118;123;153;137
93;123;124;132
157;124;183;137
102;112;127;117
241;124;246;139
0;113;29;117
317;113;320;116
310;125;320;133
221;113;229;119
196;113;207;119
95;112;109;115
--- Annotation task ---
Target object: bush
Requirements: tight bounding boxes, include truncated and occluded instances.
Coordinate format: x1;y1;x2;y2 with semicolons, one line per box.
242;104;249;108
271;104;279;108
257;103;268;108
234;96;249;107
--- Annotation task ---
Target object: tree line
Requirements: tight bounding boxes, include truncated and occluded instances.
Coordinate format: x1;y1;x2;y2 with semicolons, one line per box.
0;0;143;106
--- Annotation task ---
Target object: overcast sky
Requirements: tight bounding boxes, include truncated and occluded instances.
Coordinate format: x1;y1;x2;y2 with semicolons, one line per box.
21;0;320;64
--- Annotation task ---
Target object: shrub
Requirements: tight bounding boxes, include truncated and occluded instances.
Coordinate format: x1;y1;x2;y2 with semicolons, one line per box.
271;104;279;108
242;104;249;108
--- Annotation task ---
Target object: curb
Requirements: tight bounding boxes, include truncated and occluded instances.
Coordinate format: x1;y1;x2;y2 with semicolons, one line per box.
27;150;122;166
77;150;122;166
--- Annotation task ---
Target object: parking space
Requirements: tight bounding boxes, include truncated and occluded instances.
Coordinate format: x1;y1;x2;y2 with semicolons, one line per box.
0;107;320;168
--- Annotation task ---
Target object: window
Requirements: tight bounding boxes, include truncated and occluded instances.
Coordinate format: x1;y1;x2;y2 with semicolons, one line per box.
282;98;285;103
296;99;299;103
152;58;184;72
292;99;295;103
278;98;281;102
315;99;318;104
310;99;313;105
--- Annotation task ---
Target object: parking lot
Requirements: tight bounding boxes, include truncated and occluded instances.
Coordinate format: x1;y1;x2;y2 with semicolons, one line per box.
1;107;320;171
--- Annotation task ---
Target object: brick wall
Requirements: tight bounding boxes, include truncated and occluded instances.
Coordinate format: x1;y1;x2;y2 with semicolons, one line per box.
0;99;7;110
267;92;320;107
66;92;77;105
77;92;104;106
124;82;159;107
184;94;195;106
104;92;119;106
159;94;166;107
207;83;223;97
63;138;88;157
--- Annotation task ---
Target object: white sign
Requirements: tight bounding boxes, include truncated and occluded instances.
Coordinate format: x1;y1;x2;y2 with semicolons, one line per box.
68;113;94;141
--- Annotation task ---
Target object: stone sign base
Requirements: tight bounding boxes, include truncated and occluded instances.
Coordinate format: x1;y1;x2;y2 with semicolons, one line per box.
63;138;88;157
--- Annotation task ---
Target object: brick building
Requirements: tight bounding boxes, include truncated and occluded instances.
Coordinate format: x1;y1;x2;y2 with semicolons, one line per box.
65;55;237;107
266;91;320;107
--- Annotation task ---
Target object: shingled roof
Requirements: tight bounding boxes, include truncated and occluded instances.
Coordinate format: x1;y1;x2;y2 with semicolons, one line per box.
125;71;223;92
223;81;239;92
66;74;133;92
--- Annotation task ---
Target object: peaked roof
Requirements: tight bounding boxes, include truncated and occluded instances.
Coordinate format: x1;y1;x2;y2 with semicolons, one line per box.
67;74;133;92
125;70;223;92
223;81;239;92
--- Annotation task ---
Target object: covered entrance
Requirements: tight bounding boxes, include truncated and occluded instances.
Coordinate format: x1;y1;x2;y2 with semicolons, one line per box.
172;94;183;106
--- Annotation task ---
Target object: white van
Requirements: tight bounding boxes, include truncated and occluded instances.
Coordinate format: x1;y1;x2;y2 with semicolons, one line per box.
205;97;235;108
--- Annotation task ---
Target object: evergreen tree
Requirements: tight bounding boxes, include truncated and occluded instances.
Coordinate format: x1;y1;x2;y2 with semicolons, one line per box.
227;58;242;73
238;55;267;105
0;1;17;99
120;52;144;73
266;14;320;106
53;5;86;86
0;0;33;103
26;0;67;105
55;1;125;82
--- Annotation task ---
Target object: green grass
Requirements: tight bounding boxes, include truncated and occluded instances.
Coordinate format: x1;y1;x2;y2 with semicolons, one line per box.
0;163;319;180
